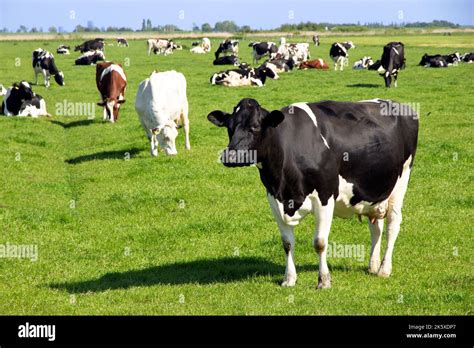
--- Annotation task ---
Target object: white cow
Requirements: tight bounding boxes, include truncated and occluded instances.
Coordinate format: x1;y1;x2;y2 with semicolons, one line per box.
202;37;211;52
278;40;310;66
135;71;190;156
190;46;206;54
147;39;174;56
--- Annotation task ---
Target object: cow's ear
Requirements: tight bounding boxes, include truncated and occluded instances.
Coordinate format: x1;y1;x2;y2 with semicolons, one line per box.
97;101;106;106
263;110;284;128
117;99;126;104
207;110;230;127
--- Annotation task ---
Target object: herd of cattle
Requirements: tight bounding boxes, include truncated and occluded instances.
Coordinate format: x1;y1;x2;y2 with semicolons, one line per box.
0;36;472;288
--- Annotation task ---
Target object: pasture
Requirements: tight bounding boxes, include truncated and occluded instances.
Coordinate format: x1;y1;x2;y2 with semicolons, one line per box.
0;34;472;315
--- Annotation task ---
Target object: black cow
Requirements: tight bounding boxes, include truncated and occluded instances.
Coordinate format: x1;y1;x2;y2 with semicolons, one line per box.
377;42;405;87
461;52;474;63
213;55;240;66
117;38;129;47
249;42;278;64
75;50;106;65
263;57;295;73
32;48;65;87
74;39;104;53
214;39;239;59
1;81;50;117
419;52;460;67
329;41;355;71
207;98;418;289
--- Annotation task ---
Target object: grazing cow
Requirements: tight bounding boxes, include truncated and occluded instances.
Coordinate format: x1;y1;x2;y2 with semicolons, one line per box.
377;42;405;87
329;41;355;71
57;44;70;55
117;38;129;47
135;70;190;156
210;64;278;87
96;62;127;123
353;56;374;70
75;38;104;53
32;48;65;87
299;58;329;70
249;42;278;64
75;50;105;65
461;52;474;63
214;39;239;59
1;81;50;117
147;39;171;55
213;55;240;66
312;34;320;46
207;97;418;288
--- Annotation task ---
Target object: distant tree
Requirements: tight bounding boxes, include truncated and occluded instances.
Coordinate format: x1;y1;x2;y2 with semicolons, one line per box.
201;23;213;32
146;19;152;31
30;27;38;33
214;20;239;32
141;19;146;31
17;25;28;33
239;25;252;33
74;24;86;32
48;26;57;33
0;27;8;33
192;23;199;31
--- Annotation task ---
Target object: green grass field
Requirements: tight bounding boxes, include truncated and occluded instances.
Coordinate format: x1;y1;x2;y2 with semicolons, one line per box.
0;34;472;315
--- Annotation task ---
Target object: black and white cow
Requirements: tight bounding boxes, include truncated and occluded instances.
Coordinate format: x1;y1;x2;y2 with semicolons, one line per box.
419;52;460;67
312;34;320;46
377;42;405;87
353;56;374;70
461;52;474;63
56;44;70;55
32;48;65;87
74;38;104;53
1;81;50;117
210;64;278;87
117;38;129;47
214;39;239;59
249;42;278;64
329;41;355;71
263;57;295;73
75;50;106;65
207;98;418;289
213;55;240;66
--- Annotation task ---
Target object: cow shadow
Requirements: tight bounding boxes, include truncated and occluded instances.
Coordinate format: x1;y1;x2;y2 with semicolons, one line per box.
50;119;96;129
65;148;141;164
346;83;380;88
49;257;367;293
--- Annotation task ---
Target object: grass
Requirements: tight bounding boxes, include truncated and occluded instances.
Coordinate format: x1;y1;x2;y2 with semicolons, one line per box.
0;34;472;315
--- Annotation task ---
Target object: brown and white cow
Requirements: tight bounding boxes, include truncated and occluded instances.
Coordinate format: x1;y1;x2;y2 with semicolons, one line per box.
96;62;127;123
299;58;329;70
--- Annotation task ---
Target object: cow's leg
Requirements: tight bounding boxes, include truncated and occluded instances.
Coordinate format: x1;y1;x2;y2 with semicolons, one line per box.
34;69;38;85
393;73;398;88
368;219;384;274
181;101;191;150
313;196;335;289
150;133;158;157
102;107;107;121
378;165;411;277
44;71;49;88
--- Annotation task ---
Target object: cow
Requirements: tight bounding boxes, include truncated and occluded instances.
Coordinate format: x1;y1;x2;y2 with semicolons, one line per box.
190;46;206;54
135;70;190;156
312;34;320;46
1;81;50;117
419;54;449;68
56;44;70;55
249;42;278;64
377;42;405;87
96;62;127;123
368;59;382;70
329;41;355;71
207;97;418;289
461;52;474;63
75;38;104;53
147;39;174;55
75;50;105;65
202;38;211;53
278;41;311;66
263;57;295;73
214;39;239;59
299;58;329;70
117;38;129;47
213;55;240;66
210;64;279;87
0;84;6;96
353;56;374;70
32;48;65;87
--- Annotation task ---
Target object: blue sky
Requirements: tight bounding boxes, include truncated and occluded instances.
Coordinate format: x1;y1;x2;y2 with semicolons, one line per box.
0;0;472;31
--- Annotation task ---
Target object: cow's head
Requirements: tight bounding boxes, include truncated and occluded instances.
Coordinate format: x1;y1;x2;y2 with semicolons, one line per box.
346;41;356;49
153;121;179;156
419;54;429;66
54;71;65;86
207;98;284;167
74;45;82;52
98;97;125;122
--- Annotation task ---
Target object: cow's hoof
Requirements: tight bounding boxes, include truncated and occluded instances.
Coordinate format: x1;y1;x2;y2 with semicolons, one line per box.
368;260;381;275
317;273;331;289
377;264;392;278
151;150;158;157
281;276;297;287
